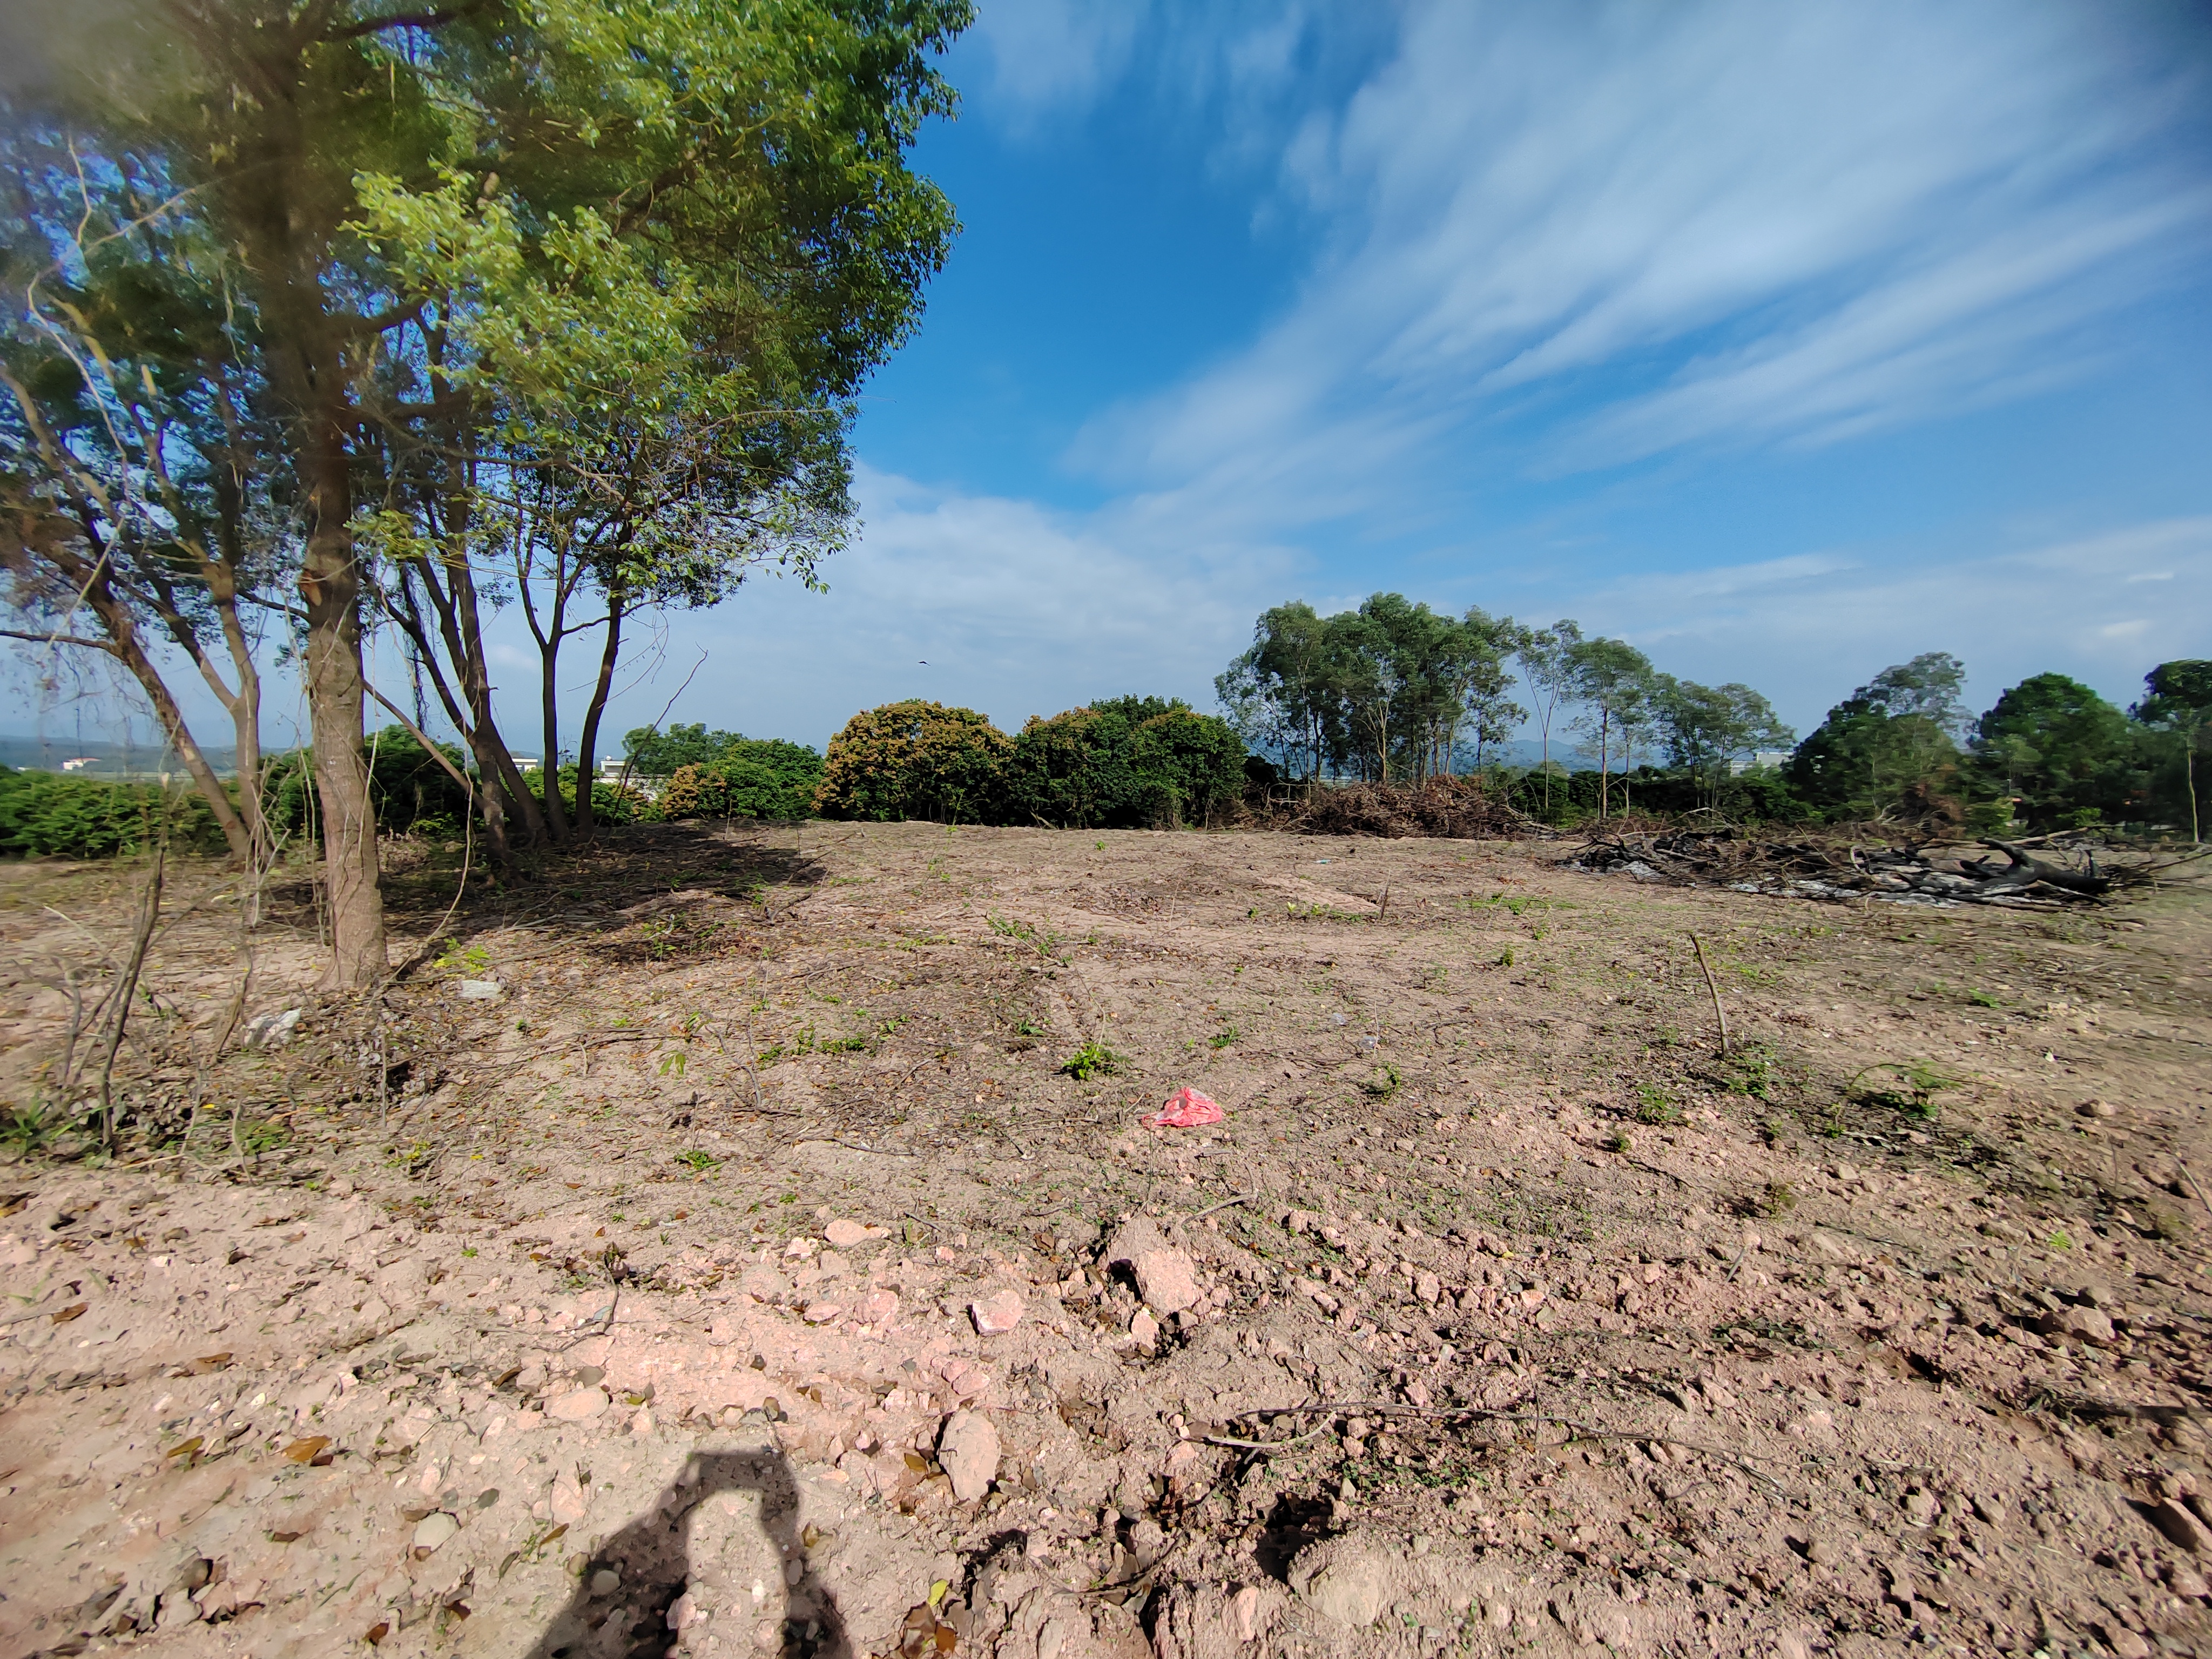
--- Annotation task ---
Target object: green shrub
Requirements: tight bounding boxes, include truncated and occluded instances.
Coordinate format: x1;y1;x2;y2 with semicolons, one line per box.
1006;707;1143;828
815;701;1013;824
655;740;822;821
0;767;232;859
1006;697;1246;829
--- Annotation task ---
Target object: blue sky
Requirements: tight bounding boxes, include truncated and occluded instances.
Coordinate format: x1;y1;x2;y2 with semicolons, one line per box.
15;1;2212;760
611;0;2212;757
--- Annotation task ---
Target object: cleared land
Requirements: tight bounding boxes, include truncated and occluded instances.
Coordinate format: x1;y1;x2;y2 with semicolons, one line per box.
3;821;2211;1659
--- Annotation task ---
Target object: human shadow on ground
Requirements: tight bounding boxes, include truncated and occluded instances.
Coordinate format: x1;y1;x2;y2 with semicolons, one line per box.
524;1447;849;1659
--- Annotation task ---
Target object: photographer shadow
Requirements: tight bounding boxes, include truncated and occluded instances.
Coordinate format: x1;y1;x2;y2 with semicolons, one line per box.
525;1447;849;1659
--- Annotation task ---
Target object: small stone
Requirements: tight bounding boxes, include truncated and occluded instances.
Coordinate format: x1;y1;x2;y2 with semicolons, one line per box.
824;1219;869;1248
860;1288;900;1324
455;979;502;1001
2099;1624;2151;1659
667;1591;701;1632
1901;1489;1939;1527
590;1569;619;1597
1231;1586;1259;1642
551;1471;589;1525
802;1301;844;1325
2153;1498;2210;1553
2077;1099;2117;1118
2168;1561;2209;1598
410;1513;458;1557
1131;1309;1159;1348
547;1387;610;1422
1413;1271;1442;1305
1291;1538;1393;1628
938;1410;1000;1502
1808;1539;1843;1567
1131;1249;1199;1314
2039;1305;2117;1346
970;1291;1023;1335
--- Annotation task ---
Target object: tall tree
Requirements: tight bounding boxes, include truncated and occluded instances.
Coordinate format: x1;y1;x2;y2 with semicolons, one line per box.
5;0;969;981
1516;619;1584;813
1656;677;1793;810
2134;660;2212;844
1973;672;2139;831
1787;652;1972;819
1;136;284;890
1565;637;1654;819
1216;601;1337;784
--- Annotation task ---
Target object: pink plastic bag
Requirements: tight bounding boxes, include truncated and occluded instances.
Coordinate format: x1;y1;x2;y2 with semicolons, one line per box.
1148;1087;1224;1128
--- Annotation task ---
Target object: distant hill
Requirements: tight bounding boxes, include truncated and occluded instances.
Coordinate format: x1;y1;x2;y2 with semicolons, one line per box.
0;733;239;778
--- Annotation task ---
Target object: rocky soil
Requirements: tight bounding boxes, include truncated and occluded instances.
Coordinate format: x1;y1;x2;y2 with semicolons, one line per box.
3;819;2211;1659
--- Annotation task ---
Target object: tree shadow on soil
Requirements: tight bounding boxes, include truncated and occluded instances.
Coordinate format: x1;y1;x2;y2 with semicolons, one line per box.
525;1447;848;1659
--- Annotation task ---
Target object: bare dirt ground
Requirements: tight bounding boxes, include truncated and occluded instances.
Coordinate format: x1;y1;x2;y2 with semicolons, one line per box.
4;820;2212;1659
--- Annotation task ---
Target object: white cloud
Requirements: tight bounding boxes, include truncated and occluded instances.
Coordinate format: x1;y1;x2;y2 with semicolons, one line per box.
1567;517;2212;730
963;0;1150;132
476;467;1300;749
1078;0;2211;517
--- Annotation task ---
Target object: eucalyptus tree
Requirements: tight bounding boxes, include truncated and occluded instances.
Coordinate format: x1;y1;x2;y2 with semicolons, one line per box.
1217;601;1338;784
4;0;970;980
1655;677;1793;810
1515;619;1584;813
1565;637;1655;818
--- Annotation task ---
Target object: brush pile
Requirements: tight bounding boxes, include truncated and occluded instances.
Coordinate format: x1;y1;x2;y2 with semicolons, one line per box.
1264;777;1557;840
1568;827;2120;907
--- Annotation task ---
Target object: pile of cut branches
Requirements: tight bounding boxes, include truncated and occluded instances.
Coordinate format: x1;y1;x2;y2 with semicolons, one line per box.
1568;826;2142;908
1264;778;1557;840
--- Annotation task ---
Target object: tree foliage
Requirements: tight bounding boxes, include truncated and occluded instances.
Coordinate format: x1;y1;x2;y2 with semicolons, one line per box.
1787;652;1971;820
2;0;971;977
814;701;1011;824
1216;595;1521;783
1973;673;2141;831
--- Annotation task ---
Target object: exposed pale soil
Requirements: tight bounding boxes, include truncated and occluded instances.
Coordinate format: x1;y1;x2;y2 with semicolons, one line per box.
3;820;2211;1659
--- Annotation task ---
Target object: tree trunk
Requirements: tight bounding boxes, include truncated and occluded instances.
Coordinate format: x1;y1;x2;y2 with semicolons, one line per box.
299;443;387;987
572;590;628;840
538;632;571;842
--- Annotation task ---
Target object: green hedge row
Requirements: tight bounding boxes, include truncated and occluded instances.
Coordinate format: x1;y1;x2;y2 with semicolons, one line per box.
813;697;1247;828
0;767;235;858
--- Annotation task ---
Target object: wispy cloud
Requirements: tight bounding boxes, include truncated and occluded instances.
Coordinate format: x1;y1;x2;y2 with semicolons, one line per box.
1080;0;2210;516
1568;517;2212;727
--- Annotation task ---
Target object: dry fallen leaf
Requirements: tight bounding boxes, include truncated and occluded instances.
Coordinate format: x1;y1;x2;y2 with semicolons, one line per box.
51;1303;87;1324
283;1435;331;1464
164;1437;204;1460
364;1620;390;1647
184;1352;233;1374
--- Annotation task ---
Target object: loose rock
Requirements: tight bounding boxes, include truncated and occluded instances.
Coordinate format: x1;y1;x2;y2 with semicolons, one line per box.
970;1290;1023;1334
547;1386;610;1422
938;1410;1001;1502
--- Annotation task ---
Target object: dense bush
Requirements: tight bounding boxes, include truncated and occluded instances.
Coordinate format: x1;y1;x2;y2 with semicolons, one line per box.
814;701;1013;823
816;697;1246;828
0;767;234;858
656;741;822;821
266;727;475;842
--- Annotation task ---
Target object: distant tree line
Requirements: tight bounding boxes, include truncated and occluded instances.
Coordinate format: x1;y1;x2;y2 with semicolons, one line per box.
1219;595;2210;837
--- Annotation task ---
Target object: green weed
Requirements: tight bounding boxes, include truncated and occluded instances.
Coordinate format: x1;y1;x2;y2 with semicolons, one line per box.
433;941;493;976
1209;1026;1239;1049
1849;1059;1970;1121
1634;1084;1681;1126
1060;1043;1120;1081
1361;1064;1401;1100
676;1150;723;1172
